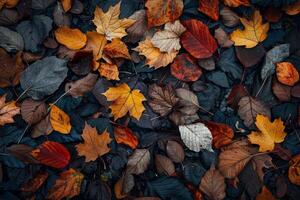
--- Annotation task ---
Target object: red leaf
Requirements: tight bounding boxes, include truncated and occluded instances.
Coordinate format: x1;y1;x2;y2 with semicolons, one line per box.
198;0;219;21
181;19;217;59
31;141;70;169
114;126;138;149
171;53;202;82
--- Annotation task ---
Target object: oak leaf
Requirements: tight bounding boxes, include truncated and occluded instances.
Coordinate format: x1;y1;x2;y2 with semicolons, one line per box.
0;94;20;126
145;0;183;28
98;62;120;80
134;39;178;69
288;154;300;185
47;168;84;200
104;38;131;60
85;31;107;60
248;114;287;152
114;126;138;149
103;83;146;120
276;62;299;86
93;2;135;40
198;0;219;21
55;27;87;50
76;123;112;162
223;0;250;7
50;105;71;134
230;10;269;48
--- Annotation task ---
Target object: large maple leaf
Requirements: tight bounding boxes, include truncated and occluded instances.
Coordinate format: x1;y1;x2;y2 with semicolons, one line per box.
93;2;136;40
103;83;146;120
0;94;20;126
76;123;112;162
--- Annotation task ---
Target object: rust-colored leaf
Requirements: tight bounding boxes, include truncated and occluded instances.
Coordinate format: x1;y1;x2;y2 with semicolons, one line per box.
289;154;300;186
114;126;138;149
98;62;120;80
0;93;20;126
104;38;131;60
21;172;48;193
276;62;299;86
198;0;219;21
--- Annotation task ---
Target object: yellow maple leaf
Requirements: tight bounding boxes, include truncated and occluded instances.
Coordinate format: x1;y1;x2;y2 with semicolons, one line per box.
75;123;112;162
0;94;20;126
133;39;178;69
103;83;146;120
50;105;71;134
47;168;84;200
248;114;286;152
230;10;269;48
93;2;136;40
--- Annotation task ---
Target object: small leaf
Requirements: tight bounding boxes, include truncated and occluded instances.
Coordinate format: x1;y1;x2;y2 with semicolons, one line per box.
288;154;300;186
220;7;240;27
214;28;234;48
85;31;107;60
166;140;185;163
127;149;150;175
50;105;71;134
198;0;219;20
21;99;47;125
65;73;98;97
98;62;120;80
155;154;175;176
61;0;72;12
223;0;250;7
114;126;138;149
256;186;277;200
31;114;53;138
55;27;87;50
0;94;20;126
21;172;48;193
276;62;299;86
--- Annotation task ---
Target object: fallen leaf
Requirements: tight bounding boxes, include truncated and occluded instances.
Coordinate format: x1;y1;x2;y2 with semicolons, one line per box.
155;154;175;176
220;7;240;27
171;53;202;82
125;9;148;43
76;122;112;162
179;122;213;152
114;126;138;149
252;154;274;181
284;0;300;15
292;83;300;98
114;174;129;199
21;99;47;125
31;141;71;168
65;73;98;97
264;7;282;23
134;39;178;69
199;165;226;200
214;27;234;48
256;186;277;200
85;31;107;60
230;10;269;48
50;105;71;134
0;94;20;126
55;26;87;50
31;114;53;138
235;44;266;67
272;79;292;102
248;114;287;152
0;26;24;52
145;0;183;27
198;0;219;21
103;83;146;120
289;154;300;186
276;62;299;86
166;140;185;163
61;0;71;12
104;38;131;60
181;19;217;59
227;84;248;109
47;168;84;200
93;2;135;40
7;144;38;164
223;0;250;7
98;62;120;80
127;148;150;174
21;171;48;193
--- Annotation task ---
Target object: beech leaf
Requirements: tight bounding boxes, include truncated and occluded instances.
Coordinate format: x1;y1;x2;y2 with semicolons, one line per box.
127;148;150;175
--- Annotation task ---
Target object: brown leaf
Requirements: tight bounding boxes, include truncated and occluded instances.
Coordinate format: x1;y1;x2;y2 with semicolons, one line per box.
155;154;175;176
85;31;107;61
272;78;291;102
220;7;240;27
251;154;274;181
264;7;282;23
235;45;266;67
0;94;20;126
22;171;48;193
68;50;93;75
214;27;234;48
31;114;53;138
199;166;226;200
43;37;59;49
289;154;300;185
198;0;219;21
198;57;215;71
65;73;98;97
227;84;248;110
61;0;72;12
166;140;185;163
126;149;150;175
292;83;300;98
21;99;47;125
126;10;148;43
104;38;131;60
7;144;39;164
114;175;128;199
21;52;43;63
256;186;277;200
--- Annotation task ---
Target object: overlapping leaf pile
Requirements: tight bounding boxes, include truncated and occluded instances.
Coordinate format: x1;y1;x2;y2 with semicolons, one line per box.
0;0;300;199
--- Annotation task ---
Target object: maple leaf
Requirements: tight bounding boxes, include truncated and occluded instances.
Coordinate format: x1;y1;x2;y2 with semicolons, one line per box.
276;62;299;86
230;10;269;48
76;123;112;162
248;114;287;152
0;94;20;126
133;39;178;69
47;168;84;200
223;0;250;7
103;83;146;120
55;27;87;50
103;38;131;60
93;2;136;40
50;105;71;134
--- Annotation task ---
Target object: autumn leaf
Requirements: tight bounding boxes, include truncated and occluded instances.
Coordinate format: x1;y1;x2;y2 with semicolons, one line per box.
276;62;299;86
65;73;98;97
127;149;150;174
21;171;48;193
248;114;287;152
0;94;20;126
93;2;135;40
289;154;300;186
284;0;300;15
198;0;219;21
103;38;131;60
223;0;250;7
61;0;72;12
133;39;178;69
31;141;71;169
155;154;175;176
0;0;19;9
76;122;112;162
50;105;71;134
230;10;269;48
256;186;277;200
103;83;146;120
114;126;138;149
85;31;107;61
98;62;120;80
21;99;47;125
47;168;84;200
55;27;87;50
181;19;217;59
145;0;183;28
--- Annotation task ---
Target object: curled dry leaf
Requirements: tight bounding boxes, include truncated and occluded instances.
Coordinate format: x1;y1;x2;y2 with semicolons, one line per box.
214;28;234;48
104;38;131;60
127;148;150;175
223;0;250;7
145;0;183;28
220;7;240;27
198;0;219;21
166;140;185;163
199;166;226;200
85;31;107;60
21;99;47;125
248;114;287;152
31;141;71;169
276;62;299;86
134;39;178;69
179;122;213;152
289;154;300;185
76;122;112;162
0;94;20;126
55;27;87;50
114;126;138;149
98;62;120;80
47;168;84;200
155;154;175;176
21;172;48;193
50;105;71;134
65;73;98;97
